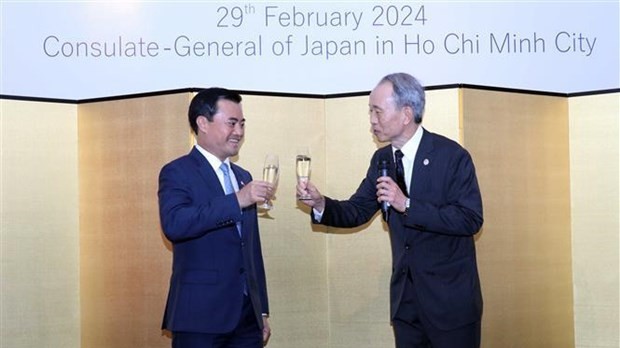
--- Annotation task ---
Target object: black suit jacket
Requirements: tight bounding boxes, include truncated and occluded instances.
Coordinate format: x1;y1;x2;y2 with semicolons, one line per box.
316;129;483;330
158;147;269;333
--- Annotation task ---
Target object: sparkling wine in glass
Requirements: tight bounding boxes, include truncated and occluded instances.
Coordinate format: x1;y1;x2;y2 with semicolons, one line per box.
296;147;312;200
261;154;279;210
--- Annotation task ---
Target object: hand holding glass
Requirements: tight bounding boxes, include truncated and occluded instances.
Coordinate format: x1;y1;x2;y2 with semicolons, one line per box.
261;154;279;210
296;147;312;200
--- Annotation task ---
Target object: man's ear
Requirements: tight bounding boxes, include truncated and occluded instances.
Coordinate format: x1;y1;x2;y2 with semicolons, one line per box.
196;115;209;133
403;106;414;125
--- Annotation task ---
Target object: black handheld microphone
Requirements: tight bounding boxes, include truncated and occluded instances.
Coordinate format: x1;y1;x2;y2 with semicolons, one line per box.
378;159;389;221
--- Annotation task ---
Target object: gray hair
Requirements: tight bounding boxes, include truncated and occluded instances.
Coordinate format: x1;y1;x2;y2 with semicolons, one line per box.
379;73;426;124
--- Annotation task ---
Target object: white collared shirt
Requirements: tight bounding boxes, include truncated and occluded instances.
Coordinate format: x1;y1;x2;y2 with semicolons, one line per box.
392;127;424;195
195;145;239;192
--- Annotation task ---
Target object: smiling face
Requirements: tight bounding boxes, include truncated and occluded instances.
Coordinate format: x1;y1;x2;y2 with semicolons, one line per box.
196;99;245;161
368;81;413;147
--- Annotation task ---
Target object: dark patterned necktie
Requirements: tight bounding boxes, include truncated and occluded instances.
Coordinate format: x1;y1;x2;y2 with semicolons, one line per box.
394;150;409;197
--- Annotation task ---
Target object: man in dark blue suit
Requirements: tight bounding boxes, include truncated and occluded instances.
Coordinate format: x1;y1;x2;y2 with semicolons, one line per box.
159;88;272;347
297;73;484;347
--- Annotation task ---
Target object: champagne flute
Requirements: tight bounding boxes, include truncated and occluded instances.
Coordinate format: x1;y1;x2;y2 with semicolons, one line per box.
261;154;279;210
296;147;312;200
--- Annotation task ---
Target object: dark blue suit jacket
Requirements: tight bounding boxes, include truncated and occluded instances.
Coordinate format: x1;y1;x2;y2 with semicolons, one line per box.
158;147;269;334
316;129;483;331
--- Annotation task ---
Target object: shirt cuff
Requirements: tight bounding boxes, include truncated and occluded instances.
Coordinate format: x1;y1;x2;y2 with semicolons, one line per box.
312;208;324;222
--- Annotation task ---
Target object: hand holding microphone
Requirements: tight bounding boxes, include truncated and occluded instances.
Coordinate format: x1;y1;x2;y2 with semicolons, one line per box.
377;159;390;221
377;158;408;221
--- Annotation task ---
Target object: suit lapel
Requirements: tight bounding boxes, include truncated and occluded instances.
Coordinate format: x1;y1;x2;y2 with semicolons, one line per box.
229;163;247;191
189;147;224;195
190;148;245;240
411;129;434;197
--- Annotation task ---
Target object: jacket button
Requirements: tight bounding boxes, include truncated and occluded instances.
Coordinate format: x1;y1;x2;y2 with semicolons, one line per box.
239;267;245;274
405;244;410;250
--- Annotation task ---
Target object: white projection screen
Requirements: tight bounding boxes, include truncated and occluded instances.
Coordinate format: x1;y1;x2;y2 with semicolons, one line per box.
1;1;619;99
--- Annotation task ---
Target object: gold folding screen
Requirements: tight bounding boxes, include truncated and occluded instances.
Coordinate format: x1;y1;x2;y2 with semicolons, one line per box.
1;100;80;348
569;94;619;348
462;89;574;346
76;89;579;348
238;95;330;347
2;88;617;348
78;94;190;347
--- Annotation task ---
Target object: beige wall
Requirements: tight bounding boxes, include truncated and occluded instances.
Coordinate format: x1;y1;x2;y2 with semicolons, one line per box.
569;94;619;348
1;100;80;348
1;89;617;348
